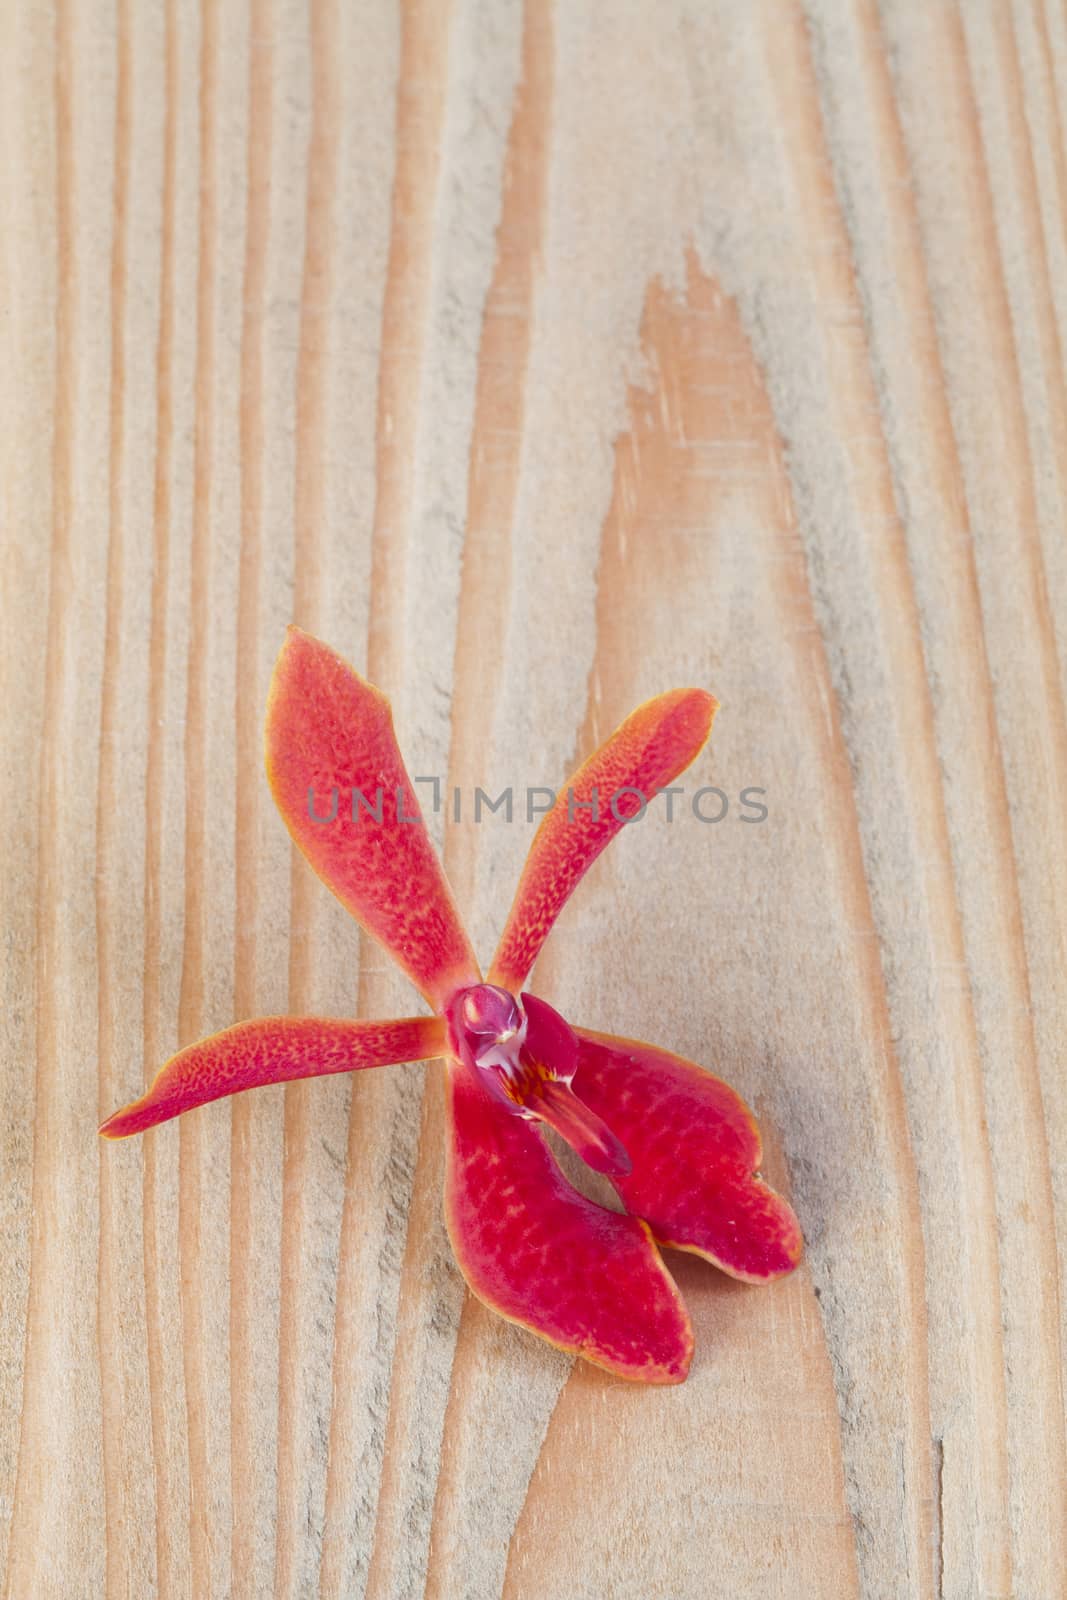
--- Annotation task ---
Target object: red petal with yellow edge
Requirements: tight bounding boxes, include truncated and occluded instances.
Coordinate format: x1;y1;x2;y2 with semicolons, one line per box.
488;689;717;991
572;1028;803;1283
443;1064;693;1383
266;627;480;1010
99;1014;445;1138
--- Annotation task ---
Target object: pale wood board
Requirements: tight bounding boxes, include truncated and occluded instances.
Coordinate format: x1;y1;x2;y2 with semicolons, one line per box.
2;0;1066;1595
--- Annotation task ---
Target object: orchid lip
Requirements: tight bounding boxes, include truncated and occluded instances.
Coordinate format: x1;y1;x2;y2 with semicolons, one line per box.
532;1077;633;1179
444;984;633;1180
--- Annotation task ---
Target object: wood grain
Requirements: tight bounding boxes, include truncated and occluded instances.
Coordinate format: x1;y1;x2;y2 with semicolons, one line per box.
2;1;1066;1596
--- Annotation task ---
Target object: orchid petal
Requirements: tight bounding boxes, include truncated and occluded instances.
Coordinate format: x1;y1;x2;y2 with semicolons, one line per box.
444;1064;693;1383
489;689;717;991
99;1014;445;1138
572;1029;802;1283
266;627;480;1010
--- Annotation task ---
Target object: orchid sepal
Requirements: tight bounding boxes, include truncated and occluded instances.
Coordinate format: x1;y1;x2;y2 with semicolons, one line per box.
488;688;718;992
442;1063;693;1385
572;1027;803;1283
99;1014;446;1138
265;627;480;1011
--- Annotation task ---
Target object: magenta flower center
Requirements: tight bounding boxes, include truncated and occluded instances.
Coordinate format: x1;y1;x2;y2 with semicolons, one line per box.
445;983;535;1109
445;984;632;1178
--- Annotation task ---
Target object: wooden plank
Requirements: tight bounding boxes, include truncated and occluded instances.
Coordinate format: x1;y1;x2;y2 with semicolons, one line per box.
1;1;1065;1596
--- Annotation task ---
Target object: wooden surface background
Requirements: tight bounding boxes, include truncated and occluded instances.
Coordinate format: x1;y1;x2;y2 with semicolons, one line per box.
3;0;1067;1595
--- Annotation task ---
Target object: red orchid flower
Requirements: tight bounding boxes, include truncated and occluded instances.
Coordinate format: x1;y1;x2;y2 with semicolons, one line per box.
101;628;801;1383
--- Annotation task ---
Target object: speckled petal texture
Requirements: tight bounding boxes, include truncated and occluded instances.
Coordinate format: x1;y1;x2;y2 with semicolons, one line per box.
266;627;480;1010
573;1028;802;1283
444;1063;693;1383
100;1015;445;1137
489;688;717;992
